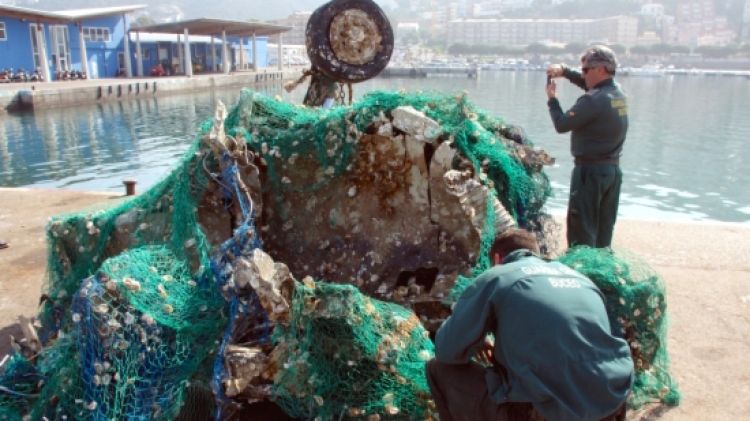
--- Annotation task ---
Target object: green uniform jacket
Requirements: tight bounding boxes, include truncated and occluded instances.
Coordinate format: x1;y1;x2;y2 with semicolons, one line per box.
547;69;629;164
435;250;634;421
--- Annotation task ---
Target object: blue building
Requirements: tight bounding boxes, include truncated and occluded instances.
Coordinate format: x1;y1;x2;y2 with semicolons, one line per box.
129;31;269;76
0;4;145;80
0;6;288;81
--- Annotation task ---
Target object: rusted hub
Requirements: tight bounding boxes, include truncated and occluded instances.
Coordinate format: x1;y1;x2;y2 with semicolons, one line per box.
329;9;382;65
306;0;393;82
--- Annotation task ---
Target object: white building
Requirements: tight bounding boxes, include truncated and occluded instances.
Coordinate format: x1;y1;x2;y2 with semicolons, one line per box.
674;0;737;46
447;15;638;46
268;11;311;46
471;0;534;17
448;18;592;46
640;3;665;18
593;15;639;46
397;22;420;33
266;43;308;66
636;31;662;46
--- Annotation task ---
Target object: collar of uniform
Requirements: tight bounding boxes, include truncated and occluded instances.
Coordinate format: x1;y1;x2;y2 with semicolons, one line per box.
502;249;534;264
593;78;615;90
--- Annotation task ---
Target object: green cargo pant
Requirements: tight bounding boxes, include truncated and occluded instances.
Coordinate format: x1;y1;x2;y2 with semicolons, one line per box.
426;360;541;421
426;360;626;421
567;164;622;248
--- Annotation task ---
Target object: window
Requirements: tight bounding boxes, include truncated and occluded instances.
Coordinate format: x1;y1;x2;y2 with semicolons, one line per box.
0;22;6;41
50;25;71;71
82;27;110;42
29;24;40;67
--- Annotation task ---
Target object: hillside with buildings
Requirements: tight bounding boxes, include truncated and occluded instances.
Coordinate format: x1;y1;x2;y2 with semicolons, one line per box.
3;0;749;52
395;0;750;48
5;0;749;46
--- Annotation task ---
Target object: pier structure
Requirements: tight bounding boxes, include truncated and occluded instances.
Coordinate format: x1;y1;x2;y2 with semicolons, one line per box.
381;65;480;78
0;69;303;113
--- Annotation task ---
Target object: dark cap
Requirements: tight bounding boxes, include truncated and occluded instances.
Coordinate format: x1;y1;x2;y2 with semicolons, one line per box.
581;45;618;74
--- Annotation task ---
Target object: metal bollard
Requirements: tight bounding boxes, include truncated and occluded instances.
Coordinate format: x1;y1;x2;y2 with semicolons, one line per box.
123;179;137;196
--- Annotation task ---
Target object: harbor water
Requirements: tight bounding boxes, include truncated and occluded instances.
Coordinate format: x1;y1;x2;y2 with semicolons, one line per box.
1;72;749;223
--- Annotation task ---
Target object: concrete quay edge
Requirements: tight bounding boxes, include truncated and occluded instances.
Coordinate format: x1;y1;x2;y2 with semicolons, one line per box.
0;69;302;112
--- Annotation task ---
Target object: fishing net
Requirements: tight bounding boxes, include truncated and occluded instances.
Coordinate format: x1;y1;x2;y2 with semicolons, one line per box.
224;89;551;230
68;245;224;420
0;354;39;420
557;247;681;408
0;122;226;420
0;88;674;419
271;280;435;419
223;89;555;318
0;245;226;421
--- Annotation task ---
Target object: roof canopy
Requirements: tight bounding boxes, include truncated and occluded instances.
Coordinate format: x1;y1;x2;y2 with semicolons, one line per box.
130;18;291;37
54;5;147;20
0;4;145;23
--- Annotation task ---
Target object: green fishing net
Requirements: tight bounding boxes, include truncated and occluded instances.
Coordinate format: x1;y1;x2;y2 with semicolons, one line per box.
272;280;435;419
0;353;38;420
558;247;681;408
1;244;225;420
0;89;676;420
224;89;554;304
225;89;550;230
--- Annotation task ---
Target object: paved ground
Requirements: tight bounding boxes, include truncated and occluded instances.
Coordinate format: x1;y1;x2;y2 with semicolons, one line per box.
0;187;748;420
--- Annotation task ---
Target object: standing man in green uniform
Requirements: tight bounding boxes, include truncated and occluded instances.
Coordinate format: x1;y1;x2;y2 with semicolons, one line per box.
427;229;633;421
546;45;628;248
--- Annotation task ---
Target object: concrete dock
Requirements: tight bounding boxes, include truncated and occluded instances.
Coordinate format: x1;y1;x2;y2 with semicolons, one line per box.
0;69;302;113
0;187;748;420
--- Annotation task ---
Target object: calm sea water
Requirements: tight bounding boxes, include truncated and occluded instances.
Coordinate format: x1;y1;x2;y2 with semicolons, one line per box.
1;72;749;223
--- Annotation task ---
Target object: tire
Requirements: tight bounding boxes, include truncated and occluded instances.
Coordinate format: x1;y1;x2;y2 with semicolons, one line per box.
306;0;394;83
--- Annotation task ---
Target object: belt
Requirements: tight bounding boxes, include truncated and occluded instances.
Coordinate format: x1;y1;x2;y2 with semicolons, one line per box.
574;157;619;166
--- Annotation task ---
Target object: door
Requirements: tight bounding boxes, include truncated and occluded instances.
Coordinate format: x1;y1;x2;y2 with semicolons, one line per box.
50;25;71;72
158;43;169;73
117;52;125;76
29;24;41;70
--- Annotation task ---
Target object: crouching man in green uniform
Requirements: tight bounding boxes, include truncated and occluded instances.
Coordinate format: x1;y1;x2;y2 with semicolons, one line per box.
546;45;628;248
427;229;633;421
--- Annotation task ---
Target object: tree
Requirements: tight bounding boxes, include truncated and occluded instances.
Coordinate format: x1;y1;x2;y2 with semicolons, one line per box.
132;14;156;27
564;42;587;54
526;42;551;54
448;43;467;55
629;45;651;55
650;43;676;55
670;45;691;55
609;44;627;55
694;45;736;58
